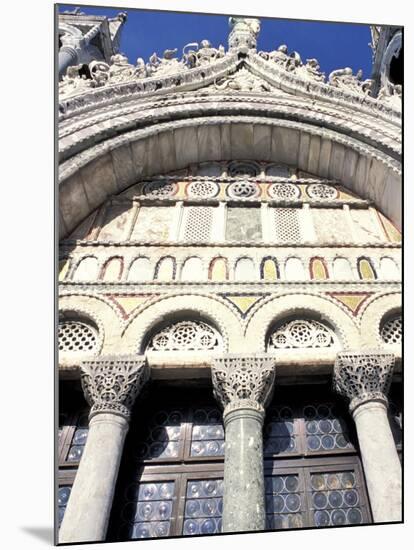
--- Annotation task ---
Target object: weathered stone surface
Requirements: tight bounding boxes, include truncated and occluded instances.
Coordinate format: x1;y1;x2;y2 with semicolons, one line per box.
197;125;222;162
80;154;118;211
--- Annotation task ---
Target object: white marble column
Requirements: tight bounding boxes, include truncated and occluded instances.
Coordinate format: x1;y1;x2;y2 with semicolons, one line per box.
211;354;276;533
59;356;149;543
333;350;401;523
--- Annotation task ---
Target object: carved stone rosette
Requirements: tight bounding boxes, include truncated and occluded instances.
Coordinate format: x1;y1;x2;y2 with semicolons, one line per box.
333;350;395;412
81;356;149;420
211;354;276;417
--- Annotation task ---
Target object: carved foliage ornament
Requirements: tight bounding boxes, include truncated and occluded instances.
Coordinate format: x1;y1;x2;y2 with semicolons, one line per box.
211;354;276;416
333;351;395;412
81;356;149;420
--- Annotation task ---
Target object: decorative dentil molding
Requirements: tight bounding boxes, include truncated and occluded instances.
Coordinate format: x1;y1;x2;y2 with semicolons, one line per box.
333;350;395;412
81;356;149;420
211;354;276;417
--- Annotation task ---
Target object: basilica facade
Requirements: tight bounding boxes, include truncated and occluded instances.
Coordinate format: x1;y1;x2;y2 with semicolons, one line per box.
57;12;402;544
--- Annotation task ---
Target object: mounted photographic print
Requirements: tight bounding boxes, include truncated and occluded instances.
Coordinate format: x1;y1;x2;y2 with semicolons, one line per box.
56;2;402;545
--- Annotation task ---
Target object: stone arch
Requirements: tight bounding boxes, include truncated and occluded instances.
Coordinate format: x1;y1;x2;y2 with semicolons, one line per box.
245;293;361;354
181;256;205;281
332;257;354;280
234;256;256;281
123;294;243;354
359;292;401;354
309;257;329;280
127;256;152;281
209;257;228;281
379;257;400;280
154;256;176;281
284;257;307;281
357;257;377;280
71;255;99;281
59;117;401;239
58;294;124;359
100;256;123;281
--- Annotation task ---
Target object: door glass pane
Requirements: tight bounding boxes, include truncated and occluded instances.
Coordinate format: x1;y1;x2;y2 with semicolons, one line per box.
265;474;304;529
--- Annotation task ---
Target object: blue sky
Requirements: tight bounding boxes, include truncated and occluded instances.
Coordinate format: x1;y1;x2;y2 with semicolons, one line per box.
59;4;373;78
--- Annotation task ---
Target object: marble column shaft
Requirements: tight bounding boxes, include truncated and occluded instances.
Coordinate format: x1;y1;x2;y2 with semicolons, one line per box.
59;356;149;544
334;350;401;523
212;354;276;533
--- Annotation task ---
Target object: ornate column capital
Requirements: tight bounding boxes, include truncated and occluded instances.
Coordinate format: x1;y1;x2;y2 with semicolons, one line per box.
81;356;149;420
211;354;276;417
333;350;395;412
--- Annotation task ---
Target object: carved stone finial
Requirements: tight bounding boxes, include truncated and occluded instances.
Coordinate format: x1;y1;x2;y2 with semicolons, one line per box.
81;356;149;420
228;17;261;54
211;354;276;416
333;350;395;412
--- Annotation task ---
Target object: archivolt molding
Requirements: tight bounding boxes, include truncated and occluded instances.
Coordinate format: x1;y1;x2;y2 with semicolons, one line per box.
58;92;400;162
244;292;361;352
359;292;401;352
122;293;242;353
60;115;400;183
59;116;401;239
59;293;122;354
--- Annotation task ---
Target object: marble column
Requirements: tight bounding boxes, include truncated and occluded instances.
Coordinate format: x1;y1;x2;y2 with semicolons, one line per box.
333;350;401;523
59;356;149;544
211;354;276;533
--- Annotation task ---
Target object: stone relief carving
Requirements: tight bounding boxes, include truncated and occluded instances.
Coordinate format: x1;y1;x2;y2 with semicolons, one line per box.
81;356;149;420
146;320;222;352
213;66;272;92
378;82;402;109
328;67;373;96
228;17;261;53
211;354;276;416
267;319;337;350
333;350;395;412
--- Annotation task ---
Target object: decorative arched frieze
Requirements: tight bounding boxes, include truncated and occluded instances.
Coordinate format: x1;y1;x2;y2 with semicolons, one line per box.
359;292;402;353
180;256;205;281
154;256;176;281
234;256;256;281
123;293;242;354
309;257;329;280
70;255;100;282
127;256;152;281
260;256;279;281
100;256;124;281
244;293;360;353
357;257;377;280
209;256;229;281
59;117;401;240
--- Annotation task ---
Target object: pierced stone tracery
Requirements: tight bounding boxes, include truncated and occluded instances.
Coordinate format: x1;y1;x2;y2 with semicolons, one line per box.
381;316;402;345
146;320;223;352
267;320;337;350
58;320;98;353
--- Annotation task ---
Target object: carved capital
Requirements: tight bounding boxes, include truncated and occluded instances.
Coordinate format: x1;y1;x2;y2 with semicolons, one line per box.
211;354;276;417
81;356;149;420
333;350;395;413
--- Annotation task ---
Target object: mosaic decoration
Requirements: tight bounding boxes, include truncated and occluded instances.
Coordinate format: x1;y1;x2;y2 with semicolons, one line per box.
327;292;372;316
357;258;377;280
107;295;155;319
221;294;264;316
